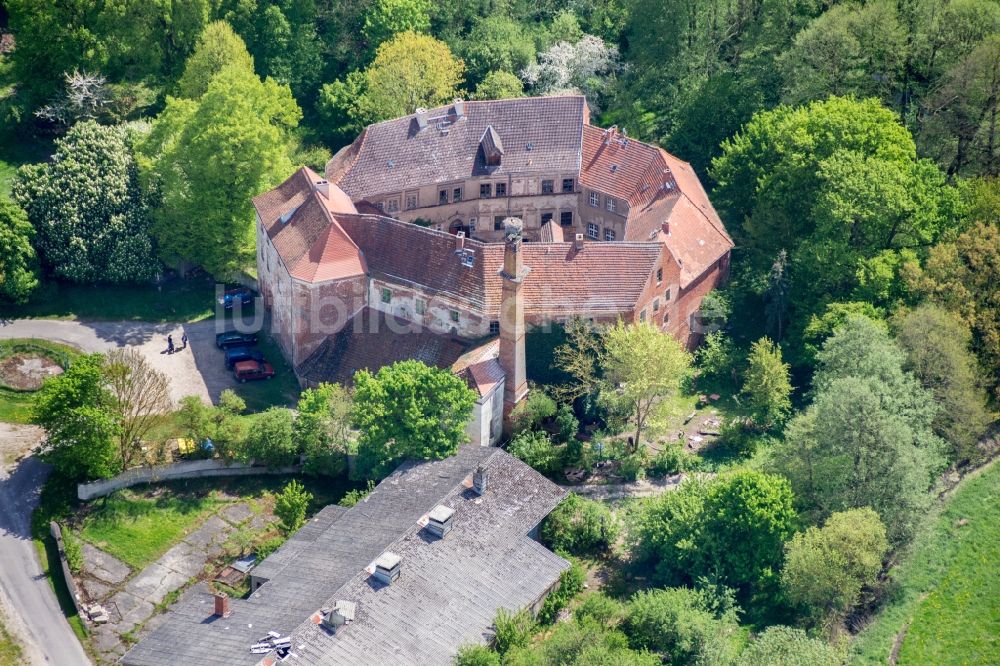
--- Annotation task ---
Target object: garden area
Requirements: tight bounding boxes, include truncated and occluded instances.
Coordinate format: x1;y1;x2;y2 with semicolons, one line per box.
0;338;79;423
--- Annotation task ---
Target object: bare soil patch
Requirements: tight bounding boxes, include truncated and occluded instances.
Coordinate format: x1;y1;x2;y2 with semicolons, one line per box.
0;353;63;391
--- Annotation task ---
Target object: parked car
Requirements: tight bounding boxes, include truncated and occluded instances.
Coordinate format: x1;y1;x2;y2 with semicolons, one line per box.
216;330;258;349
224;346;265;369
218;286;256;310
233;359;275;383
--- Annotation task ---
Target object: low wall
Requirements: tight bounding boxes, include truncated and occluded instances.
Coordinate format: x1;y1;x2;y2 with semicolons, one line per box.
77;459;301;501
49;521;87;626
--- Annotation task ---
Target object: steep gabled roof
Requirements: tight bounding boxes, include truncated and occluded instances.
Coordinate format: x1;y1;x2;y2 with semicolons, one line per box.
580;124;678;209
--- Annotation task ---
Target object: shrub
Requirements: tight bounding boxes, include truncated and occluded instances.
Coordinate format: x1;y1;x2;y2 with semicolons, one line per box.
616;450;647;482
574;592;626;627
538;560;586;624
736;626;844;666
626;588;744;665
648;445;699;477
554;403;579;444
62;528;83;572
255;535;286;559
240;407;297;469
541;494;619;555
509;389;557;432
453;644;500;666
274;480;313;535
508;430;560;474
493;608;536;655
339;480;375;508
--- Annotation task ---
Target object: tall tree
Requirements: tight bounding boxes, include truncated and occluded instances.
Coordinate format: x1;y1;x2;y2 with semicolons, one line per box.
362;0;432;57
103;348;171;472
13;121;158;283
0;198;39;304
741;337;793;429
599;321;691;449
353;360;477;478
295;382;354;476
145;65;301;276
460;16;536;84
176;21;255;100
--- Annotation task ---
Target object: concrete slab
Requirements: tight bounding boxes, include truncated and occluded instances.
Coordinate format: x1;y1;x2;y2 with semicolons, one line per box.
108;590;154;633
81;542;131;584
182;514;231;549
126;563;189;606
79;576;113;602
158;541;205;580
219;502;254;525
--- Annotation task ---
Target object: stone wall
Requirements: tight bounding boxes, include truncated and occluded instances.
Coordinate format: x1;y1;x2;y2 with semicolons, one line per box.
77;460;301;501
49;521;87;623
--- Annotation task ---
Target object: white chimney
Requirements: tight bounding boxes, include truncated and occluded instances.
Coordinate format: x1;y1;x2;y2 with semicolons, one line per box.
315;179;330;199
454;98;465;117
574;233;585;250
455;230;465;252
426;505;455;538
415;107;428;130
372;552;401;585
473;466;487;495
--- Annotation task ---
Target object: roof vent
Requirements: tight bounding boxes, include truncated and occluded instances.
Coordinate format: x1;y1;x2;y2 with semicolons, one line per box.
323;600;357;631
415;107;428;130
461;253;475;268
387;159;395;169
372;552;401;585
574;233;585;251
525;142;533;151
610;164;618;174
454;98;465;117
426;505;455;538
473;465;487;495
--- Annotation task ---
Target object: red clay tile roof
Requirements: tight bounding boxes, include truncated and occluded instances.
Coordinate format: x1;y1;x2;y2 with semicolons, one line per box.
252;168;366;284
329;96;587;199
451;339;505;398
580;125;678;209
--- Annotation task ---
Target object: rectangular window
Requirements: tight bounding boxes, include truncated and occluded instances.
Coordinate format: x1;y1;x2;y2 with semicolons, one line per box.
656;268;663;284
541;212;554;225
665;287;671;301
480;183;492;198
439;190;448;205
375;201;384;212
541;179;554;194
489;321;500;335
562;178;575;193
589;191;599;207
415;298;426;315
450;309;460;323
587;223;599;239
494;215;505;231
469;218;476;233
604;228;616;241
653;298;660;312
560;211;573;226
453;187;463;202
387;199;399;213
639;309;647;322
381;288;391;303
406;194;418;210
606;196;616;212
495;182;507;197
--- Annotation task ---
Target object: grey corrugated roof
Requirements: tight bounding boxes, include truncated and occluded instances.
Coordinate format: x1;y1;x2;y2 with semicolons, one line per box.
121;448;566;666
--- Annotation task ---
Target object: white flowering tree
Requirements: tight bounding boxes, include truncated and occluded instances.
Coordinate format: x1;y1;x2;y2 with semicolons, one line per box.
521;35;621;111
13;121;158;283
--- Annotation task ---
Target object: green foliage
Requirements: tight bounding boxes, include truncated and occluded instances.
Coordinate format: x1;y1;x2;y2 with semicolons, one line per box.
892;304;991;464
363;0;432;55
460;16;536;83
453;644;500;666
647;445;699;477
0;197;38;303
782;508;889;628
145;64;301;276
177;390;248;460
13;121;157;283
736;626;844;666
240;407;297;469
62;528;83;573
338;480;375;508
504;615;660;666
508;429;561;475
471;71;526;100
625;587;745;665
493;608;536;656
537;560;586;624
741;337;792;429
274;479;312;535
509;389;557;433
574;592;627;627
32;354;118;481
541;493;619;555
695;331;739;384
801;301;885;367
553;403;579;445
177;21;255;99
295;383;353;476
631;471;797;610
353;360;477;479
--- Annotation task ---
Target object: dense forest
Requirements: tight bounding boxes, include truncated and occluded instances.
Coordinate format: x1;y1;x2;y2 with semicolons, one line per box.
1;1;998;664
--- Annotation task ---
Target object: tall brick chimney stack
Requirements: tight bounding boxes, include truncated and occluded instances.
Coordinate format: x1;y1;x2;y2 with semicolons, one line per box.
499;218;529;429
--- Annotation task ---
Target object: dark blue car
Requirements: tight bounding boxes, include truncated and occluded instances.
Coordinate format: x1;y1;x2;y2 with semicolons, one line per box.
224;346;265;369
218;287;255;310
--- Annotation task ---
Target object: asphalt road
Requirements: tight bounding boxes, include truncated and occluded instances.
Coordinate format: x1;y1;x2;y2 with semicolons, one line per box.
0;455;91;665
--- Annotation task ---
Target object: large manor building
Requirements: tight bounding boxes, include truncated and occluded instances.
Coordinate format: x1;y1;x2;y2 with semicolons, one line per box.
252;95;733;444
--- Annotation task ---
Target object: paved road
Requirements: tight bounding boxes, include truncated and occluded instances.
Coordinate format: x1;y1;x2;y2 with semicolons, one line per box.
0;319;240;404
0;453;91;665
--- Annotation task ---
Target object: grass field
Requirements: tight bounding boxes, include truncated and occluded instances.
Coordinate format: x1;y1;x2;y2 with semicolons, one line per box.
850;459;1000;665
0;338;81;423
0;614;23;663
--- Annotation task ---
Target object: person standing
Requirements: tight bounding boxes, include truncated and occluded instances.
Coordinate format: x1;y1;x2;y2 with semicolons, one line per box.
181;333;188;350
167;334;174;354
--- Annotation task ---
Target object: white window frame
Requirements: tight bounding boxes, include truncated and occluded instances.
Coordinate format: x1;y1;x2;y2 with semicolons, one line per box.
415;298;426;315
606;196;616;212
587;223;599;239
589;191;599;207
604;228;616;241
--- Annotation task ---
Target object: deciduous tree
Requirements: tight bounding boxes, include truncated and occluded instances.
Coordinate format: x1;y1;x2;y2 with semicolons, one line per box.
103;347;171;472
241;407;297;469
176;21;255;100
0;198;39;304
274;479;312;534
736;626;844;666
295;382;354;476
362;0;432;56
471;71;525;100
741;338;793;429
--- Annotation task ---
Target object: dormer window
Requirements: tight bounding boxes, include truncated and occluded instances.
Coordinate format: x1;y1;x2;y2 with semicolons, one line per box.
480;125;504;167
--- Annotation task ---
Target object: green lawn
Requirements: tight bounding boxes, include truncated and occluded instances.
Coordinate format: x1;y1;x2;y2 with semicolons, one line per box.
0;338;81;423
4;279;217;323
851;459;1000;665
0;615;23;663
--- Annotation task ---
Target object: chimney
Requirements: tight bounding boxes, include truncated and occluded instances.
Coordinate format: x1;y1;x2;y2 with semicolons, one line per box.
499;218;528;431
574;233;585;250
453;98;465;117
473;466;487;495
415;107;428;130
455;230;465;252
661;222;670;236
372;552;401;585
323;600;356;632
315;179;330;199
426;505;455;538
213;591;231;618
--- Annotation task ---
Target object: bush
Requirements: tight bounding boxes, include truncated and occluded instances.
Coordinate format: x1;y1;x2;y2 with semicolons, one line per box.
240;408;297;469
509;389;557;432
616;451;647;482
255;535;286;559
538;560;586;624
554;403;579;444
574;592;626;627
274;480;313;535
62;527;83;573
736;626;844;666
508;430;561;474
493;608;536;655
648;445;699;477
453;644;500;666
626;588;745;665
338;480;375;508
541;494;619;555
718;418;771;456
